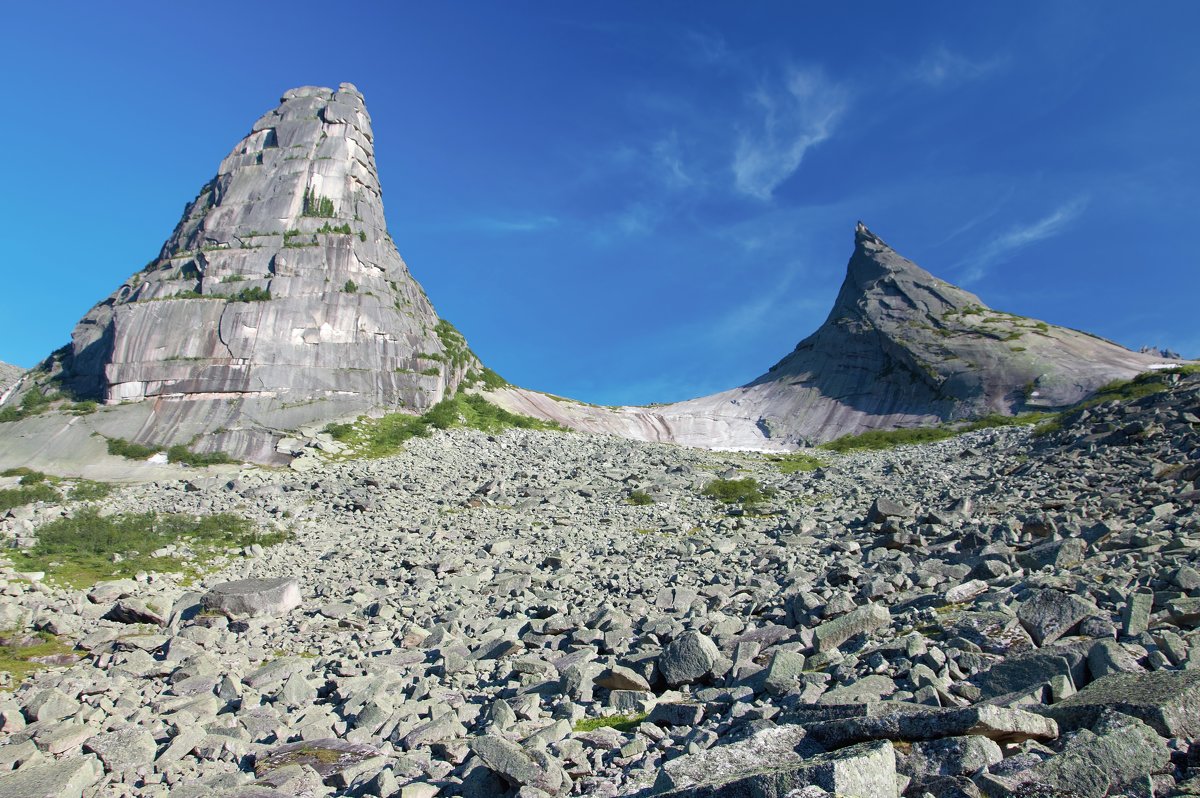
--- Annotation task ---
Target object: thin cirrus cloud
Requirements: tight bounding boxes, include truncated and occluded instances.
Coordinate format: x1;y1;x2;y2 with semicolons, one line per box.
732;68;849;201
910;46;1007;88
957;197;1089;284
464;215;561;234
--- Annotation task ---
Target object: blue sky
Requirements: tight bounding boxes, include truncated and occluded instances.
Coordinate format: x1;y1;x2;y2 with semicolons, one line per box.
2;2;1197;405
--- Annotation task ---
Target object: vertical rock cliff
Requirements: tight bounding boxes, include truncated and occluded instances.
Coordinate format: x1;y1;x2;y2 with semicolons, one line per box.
47;84;479;461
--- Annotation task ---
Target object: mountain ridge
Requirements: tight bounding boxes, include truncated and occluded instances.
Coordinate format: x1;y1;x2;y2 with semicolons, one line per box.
491;223;1184;448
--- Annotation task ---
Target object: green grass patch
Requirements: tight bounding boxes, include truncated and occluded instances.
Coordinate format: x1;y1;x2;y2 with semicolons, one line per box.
702;477;776;508
324;394;564;459
767;452;826;474
573;712;648;733
0;630;77;688
820;412;1054;453
108;438;236;466
627;490;655;506
7;507;286;588
107;437;159;459
70;480;113;502
165;445;235;467
0;482;59;512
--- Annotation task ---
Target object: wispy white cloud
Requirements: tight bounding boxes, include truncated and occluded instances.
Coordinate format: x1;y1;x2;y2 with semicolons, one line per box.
650;132;696;191
465;215;560;234
911;47;1007;88
732;68;848;201
958;197;1089;283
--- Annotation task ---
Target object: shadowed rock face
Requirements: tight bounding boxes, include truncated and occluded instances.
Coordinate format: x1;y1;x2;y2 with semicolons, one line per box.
495;223;1180;448
45;84;478;461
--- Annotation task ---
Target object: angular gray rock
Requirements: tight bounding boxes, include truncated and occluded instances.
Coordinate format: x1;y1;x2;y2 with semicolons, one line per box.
1016;589;1099;646
468;735;571;795
657;739;896;798
201;577;301;618
0;755;102;798
1043;670;1200;737
806;704;1058;748
84;727;158;773
652;724;811;792
813;603;890;653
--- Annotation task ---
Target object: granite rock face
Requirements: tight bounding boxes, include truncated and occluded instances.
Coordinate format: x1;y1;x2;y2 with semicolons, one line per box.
45;85;478;462
495;224;1182;448
0;361;23;399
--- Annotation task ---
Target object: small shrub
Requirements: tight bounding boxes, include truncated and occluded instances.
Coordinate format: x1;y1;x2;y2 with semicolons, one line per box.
166;445;235;467
302;187;335;218
479;367;508;390
573;713;648;733
107;438;160;460
221;274;246;283
419;366;441;376
229;286;270;302
70;480;113;501
0;483;59;512
702;478;775;508
343;280;357;293
627;490;655;506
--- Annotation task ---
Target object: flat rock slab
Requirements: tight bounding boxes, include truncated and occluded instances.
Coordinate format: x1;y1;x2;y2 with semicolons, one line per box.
813;603;890;653
657;739;896;798
0;755;102;798
652;724;813;792
806;704;1058;748
971;646;1085;700
201;577;301;619
1041;669;1200;737
254;738;382;779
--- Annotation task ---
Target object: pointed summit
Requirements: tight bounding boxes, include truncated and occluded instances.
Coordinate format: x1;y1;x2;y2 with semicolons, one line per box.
38;85;482;462
487;222;1182;450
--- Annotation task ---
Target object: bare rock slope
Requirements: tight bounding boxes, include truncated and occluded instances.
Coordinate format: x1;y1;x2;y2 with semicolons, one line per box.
496;224;1180;448
4;85;479;465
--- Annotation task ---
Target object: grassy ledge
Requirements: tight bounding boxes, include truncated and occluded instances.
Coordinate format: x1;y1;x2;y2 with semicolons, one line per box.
106;438;235;466
324;393;565;459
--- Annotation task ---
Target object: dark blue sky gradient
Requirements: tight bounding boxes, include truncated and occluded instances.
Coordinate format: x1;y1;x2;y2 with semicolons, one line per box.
2;2;1196;404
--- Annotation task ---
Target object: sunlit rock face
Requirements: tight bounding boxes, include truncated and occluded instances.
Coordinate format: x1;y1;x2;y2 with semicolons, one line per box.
52;84;478;461
495;223;1179;449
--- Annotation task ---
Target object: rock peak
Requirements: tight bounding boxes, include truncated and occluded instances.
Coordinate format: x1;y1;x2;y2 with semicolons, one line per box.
49;86;479;463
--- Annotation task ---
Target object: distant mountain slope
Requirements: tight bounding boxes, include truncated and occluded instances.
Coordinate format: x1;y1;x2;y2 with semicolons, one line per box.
493;223;1183;448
